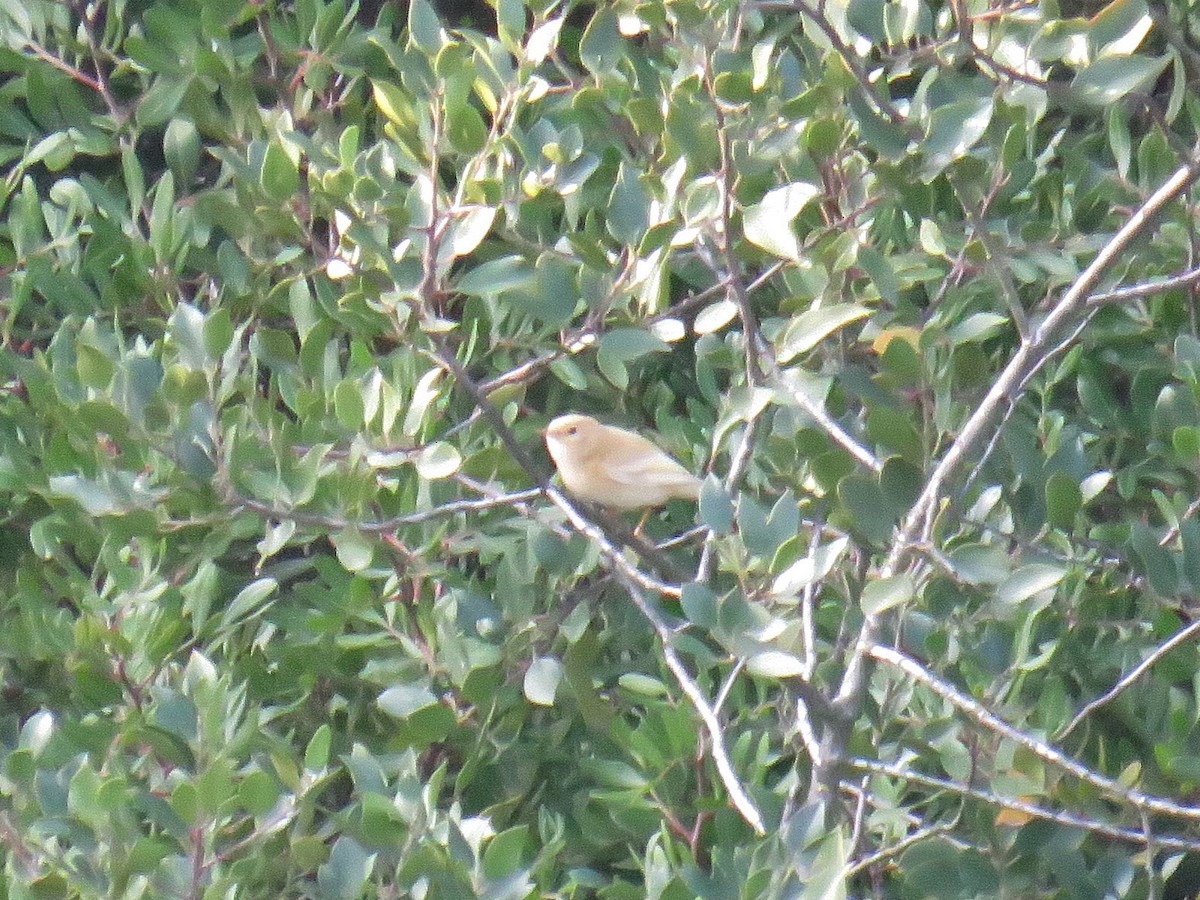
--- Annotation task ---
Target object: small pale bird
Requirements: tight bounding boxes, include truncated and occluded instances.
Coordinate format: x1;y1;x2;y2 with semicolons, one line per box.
543;413;702;510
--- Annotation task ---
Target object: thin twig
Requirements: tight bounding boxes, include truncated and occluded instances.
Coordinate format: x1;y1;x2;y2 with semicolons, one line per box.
791;0;911;129
800;514;824;679
1159;496;1200;548
1086;265;1200;306
844;819;957;877
870;643;1200;822
850;757;1200;852
618;574;768;835
771;364;884;473
1057;618;1200;740
223;482;545;533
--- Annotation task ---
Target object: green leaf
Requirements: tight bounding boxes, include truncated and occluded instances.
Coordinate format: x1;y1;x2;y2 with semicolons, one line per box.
607;162;649;245
446;102;487;154
164;118;200;185
996;564;1065;607
334;378;365;430
680;583;719;628
838;474;896;544
76;343;114;388
743;182;819;261
860;574;916;615
483;825;530;879
407;0;443;52
856;245;899;304
261;141;299;204
921;96;994;180
550;356;588;390
137;76;191;127
946;543;1010;585
847;0;887;42
1131;522;1179;596
448;204;496;258
1108;106;1132;179
149;170;176;262
747;650;806;678
458;256;536;295
801;828;849;900
317;837;375;900
1174;425;1200;458
525;17;563;64
1045;472;1082;530
772;536;850;597
580;8;622;77
919;218;947;256
524;656;563;706
777;303;871;363
220;578;280;631
416;442;462;479
597;327;668;388
372;80;416;128
305;724;332;772
377;682;438;718
501;255;578;325
495;0;525;49
239;771;281;817
948;312;1008;344
1072;54;1170;105
618;674;670;699
1088;0;1151;54
332;529;373;572
694;299;740;335
698;476;734;533
48;474;122;516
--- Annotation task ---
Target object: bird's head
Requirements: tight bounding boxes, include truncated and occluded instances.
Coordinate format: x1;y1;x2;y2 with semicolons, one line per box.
543;414;600;457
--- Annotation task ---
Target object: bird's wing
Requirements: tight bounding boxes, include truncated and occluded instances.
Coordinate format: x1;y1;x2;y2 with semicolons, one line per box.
604;433;700;490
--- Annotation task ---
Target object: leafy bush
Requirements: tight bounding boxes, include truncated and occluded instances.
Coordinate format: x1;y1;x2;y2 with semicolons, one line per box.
2;0;1200;896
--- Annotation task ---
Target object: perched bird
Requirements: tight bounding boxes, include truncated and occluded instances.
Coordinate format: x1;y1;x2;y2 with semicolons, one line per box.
543;413;702;510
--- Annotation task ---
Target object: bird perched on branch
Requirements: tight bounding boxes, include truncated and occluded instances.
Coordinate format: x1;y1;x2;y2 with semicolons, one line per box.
542;413;702;510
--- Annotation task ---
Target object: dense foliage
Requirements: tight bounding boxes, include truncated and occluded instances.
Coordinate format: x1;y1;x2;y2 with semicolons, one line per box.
3;0;1200;896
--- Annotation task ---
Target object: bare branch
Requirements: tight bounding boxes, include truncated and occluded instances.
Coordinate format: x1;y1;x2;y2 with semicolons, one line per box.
831;150;1200;725
1086;264;1200;307
618;575;768;835
1057;618;1200;741
225;484;545;533
771;365;884;473
543;489;686;598
901;154;1200;549
791;0;911;130
870;643;1200;823
850;757;1200;853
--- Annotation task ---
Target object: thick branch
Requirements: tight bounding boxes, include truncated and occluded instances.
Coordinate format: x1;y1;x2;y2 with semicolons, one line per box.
823;148;1200;806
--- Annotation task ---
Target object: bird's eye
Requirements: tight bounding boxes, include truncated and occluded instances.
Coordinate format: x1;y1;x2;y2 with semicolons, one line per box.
567;426;578;436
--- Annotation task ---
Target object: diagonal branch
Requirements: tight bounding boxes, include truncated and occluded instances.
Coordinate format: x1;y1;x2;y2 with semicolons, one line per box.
618;574;768;835
1057;618;1200;741
869;644;1200;822
822;147;1200;798
791;0;911;130
849;757;1200;852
